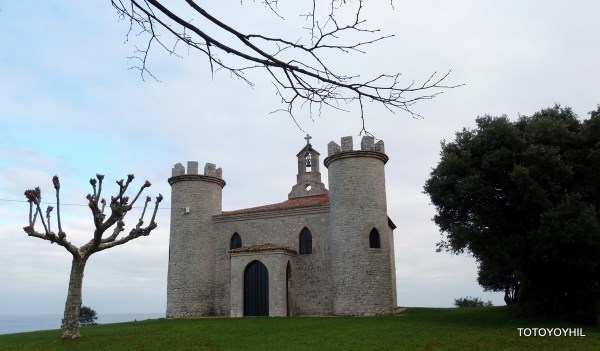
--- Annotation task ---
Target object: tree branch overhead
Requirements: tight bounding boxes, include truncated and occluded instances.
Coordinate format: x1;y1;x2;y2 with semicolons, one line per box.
111;0;461;132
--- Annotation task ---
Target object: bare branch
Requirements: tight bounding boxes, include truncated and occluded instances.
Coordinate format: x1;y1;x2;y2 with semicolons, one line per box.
23;179;79;255
23;173;160;256
89;178;97;199
21;172;161;339
25;187;50;235
136;196;151;229
111;0;461;133
96;174;104;201
46;206;53;233
150;193;163;225
86;193;104;230
28;199;33;227
100;216;126;244
32;206;38;227
129;180;151;208
53;175;65;237
96;193;163;252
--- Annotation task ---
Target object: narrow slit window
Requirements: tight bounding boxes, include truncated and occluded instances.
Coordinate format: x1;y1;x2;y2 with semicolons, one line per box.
369;228;381;248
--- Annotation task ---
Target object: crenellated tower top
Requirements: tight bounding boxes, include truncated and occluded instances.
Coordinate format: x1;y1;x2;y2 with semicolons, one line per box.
324;136;388;168
168;161;226;188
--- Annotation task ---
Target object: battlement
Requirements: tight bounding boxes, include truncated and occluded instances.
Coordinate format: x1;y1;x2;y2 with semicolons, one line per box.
324;136;388;167
327;136;385;156
172;161;223;179
169;161;226;188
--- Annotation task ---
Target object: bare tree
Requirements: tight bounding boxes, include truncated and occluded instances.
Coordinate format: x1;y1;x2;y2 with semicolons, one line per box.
111;0;460;132
23;174;162;339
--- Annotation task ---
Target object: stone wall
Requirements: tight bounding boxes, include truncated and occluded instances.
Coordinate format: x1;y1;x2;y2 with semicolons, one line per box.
167;162;224;317
213;207;333;316
167;136;397;318
229;250;296;317
325;136;396;315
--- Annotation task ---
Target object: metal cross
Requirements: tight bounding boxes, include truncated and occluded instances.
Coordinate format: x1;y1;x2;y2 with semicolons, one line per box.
304;133;312;145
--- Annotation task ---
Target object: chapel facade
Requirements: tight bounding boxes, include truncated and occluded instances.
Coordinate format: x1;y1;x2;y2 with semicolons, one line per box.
166;135;397;317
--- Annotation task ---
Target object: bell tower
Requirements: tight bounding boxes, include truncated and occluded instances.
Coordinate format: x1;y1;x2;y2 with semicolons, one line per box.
288;134;329;199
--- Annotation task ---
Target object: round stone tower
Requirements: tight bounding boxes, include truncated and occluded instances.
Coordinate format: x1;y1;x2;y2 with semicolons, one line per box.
167;161;225;317
324;136;396;315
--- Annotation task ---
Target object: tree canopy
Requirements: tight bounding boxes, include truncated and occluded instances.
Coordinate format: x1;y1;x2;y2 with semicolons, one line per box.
424;105;600;321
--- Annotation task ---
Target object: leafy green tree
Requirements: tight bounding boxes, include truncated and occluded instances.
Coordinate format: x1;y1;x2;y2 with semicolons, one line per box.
476;259;518;305
424;105;600;321
79;306;98;326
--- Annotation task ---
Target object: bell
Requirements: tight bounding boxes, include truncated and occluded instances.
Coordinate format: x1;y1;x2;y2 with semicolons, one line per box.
305;154;312;167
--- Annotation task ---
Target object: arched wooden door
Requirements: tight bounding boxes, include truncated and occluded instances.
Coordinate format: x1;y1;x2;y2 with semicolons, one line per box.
244;260;269;316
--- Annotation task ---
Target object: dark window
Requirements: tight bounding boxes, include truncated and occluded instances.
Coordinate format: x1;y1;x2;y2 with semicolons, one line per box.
299;227;312;254
230;232;242;250
369;228;381;248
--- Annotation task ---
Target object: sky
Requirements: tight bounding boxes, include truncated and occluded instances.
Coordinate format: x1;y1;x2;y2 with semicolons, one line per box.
1;1;599;316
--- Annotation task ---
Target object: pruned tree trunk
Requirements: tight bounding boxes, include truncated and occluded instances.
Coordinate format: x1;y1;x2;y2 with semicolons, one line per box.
62;256;87;339
23;174;162;339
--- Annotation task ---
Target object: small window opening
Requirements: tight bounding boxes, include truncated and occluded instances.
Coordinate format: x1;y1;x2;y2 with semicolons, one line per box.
299;227;312;254
305;154;312;172
369;228;381;248
230;232;242;250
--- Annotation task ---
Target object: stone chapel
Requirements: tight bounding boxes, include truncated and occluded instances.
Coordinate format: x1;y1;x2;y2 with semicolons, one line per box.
166;135;397;317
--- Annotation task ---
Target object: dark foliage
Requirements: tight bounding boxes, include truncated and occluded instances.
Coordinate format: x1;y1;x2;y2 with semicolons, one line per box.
424;105;600;322
454;296;493;308
79;306;98;326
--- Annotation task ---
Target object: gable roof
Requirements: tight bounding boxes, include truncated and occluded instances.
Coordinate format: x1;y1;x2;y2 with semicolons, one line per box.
221;194;329;216
219;193;397;231
296;143;320;157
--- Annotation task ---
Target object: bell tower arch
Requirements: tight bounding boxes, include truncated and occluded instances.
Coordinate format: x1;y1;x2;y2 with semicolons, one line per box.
288;134;329;199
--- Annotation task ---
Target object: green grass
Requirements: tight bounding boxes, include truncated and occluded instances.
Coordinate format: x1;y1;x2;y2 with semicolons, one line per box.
1;307;599;350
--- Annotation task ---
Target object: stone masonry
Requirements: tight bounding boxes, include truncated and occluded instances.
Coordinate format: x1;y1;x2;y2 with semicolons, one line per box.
167;136;396;318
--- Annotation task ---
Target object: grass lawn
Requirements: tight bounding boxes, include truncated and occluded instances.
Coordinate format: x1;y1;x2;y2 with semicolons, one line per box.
0;307;598;350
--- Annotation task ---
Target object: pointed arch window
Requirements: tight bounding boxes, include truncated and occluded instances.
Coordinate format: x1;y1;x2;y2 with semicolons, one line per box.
299;227;312;255
230;232;242;250
369;228;381;248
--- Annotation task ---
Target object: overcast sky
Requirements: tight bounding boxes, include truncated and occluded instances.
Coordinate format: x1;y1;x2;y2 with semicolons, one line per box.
1;1;599;316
